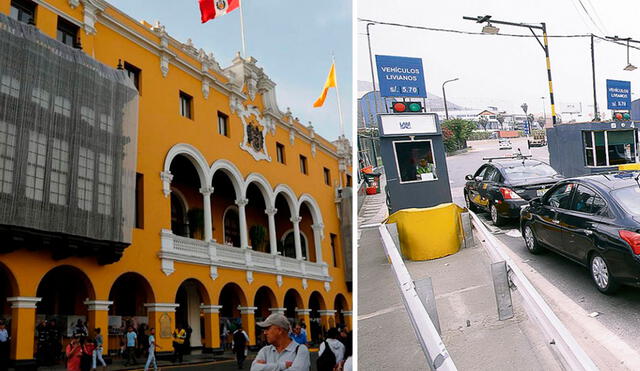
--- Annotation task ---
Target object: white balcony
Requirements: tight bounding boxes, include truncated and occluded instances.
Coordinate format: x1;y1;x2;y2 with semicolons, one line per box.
158;229;331;282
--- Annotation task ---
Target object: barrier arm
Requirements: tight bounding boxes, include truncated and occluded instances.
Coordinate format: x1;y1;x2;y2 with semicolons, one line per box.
378;225;457;371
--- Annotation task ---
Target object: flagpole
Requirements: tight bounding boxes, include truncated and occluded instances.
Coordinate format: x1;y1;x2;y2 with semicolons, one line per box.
239;0;247;58
332;54;345;138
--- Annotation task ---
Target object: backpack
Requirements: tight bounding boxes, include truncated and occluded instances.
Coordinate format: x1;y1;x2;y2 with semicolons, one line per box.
316;341;337;371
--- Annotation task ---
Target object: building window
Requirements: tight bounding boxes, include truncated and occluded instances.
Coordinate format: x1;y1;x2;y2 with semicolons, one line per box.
276;143;285;164
77;147;94;211
299;155;308;175
323;168;331;186
135;173;144;229
346;174;352;187
124;62;141;93
583;130;638;167
57;17;79;47
330;233;338;267
1;75;20;98
10;0;36;25
80;106;95;126
97;153;113;215
394;140;438;183
0;121;17;194
223;207;240;247
53;96;71;117
179;91;193;119
49;138;69;206
26;131;47;201
99;113;113;133
218;112;229;136
32;88;50;109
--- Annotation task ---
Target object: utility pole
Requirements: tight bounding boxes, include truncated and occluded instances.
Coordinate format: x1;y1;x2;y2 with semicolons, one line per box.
590;34;599;120
463;16;557;126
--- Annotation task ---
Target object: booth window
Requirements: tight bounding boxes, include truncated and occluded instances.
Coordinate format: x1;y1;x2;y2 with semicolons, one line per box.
583;130;637;167
393;140;438;183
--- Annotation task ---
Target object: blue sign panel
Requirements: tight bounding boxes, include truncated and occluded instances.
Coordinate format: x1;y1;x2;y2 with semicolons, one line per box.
606;79;631;110
523;121;530;135
375;55;427;98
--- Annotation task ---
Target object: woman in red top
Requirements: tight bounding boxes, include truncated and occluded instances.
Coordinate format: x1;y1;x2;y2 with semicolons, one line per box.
65;337;84;371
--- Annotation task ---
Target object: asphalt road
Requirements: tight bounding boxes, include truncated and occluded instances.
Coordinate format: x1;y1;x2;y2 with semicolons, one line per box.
446;137;640;352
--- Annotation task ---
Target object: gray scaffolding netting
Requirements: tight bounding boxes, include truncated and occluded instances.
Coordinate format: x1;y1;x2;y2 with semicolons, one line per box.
0;13;139;244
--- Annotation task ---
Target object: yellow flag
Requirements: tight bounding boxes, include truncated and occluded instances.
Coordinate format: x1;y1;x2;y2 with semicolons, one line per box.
313;63;337;108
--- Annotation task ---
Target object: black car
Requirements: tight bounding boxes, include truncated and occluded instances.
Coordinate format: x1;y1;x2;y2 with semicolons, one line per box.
464;157;562;226
520;172;640;294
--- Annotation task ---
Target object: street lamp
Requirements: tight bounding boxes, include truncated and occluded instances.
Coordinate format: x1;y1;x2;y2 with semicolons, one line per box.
541;96;546;126
605;36;638;71
442;78;459;120
464;15;557;126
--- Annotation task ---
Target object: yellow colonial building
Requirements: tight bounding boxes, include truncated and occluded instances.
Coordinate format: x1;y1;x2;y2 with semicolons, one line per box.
0;0;353;368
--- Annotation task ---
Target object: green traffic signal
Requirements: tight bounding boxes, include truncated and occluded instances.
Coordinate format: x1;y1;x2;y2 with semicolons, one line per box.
408;102;422;112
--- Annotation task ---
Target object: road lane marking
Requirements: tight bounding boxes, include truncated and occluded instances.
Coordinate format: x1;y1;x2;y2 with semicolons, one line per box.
359;304;404;321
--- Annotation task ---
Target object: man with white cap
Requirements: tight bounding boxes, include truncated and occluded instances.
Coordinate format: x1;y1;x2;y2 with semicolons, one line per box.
250;313;310;371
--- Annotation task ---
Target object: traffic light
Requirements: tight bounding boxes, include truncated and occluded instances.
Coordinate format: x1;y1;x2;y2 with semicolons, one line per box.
391;101;423;113
613;112;631;121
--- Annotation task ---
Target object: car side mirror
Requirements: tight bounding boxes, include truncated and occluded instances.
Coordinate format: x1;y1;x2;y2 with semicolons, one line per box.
465;174;473;181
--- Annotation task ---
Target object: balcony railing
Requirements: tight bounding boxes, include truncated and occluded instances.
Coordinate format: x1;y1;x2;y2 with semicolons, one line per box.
158;229;330;281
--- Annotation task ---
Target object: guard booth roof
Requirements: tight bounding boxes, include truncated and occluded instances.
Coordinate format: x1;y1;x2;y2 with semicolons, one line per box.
0;14;139;262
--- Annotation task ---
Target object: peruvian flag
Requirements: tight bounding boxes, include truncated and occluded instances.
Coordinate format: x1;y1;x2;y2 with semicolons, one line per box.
199;0;240;23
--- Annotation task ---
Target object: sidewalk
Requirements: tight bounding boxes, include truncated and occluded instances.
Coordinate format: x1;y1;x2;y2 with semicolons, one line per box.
357;178;562;370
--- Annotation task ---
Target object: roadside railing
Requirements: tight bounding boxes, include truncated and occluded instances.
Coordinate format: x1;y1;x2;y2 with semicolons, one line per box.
468;211;598;371
378;224;457;371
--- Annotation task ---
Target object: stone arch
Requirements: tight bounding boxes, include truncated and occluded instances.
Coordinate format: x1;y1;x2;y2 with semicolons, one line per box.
108;272;156;317
209;159;244;198
273;184;298;216
281;229;309;260
36;265;96;317
297;194;323;226
253;286;278;320
222;205;240;246
0;262;18;319
334;293;349;327
218;282;248;319
163;143;209;188
243;173;275;208
175;278;212;348
283;288;304;321
308;291;327;342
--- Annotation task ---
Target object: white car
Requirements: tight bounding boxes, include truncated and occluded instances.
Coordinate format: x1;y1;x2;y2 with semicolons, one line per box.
498;139;512;150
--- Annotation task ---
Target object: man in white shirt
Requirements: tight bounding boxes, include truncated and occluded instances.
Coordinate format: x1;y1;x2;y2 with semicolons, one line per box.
251;313;309;371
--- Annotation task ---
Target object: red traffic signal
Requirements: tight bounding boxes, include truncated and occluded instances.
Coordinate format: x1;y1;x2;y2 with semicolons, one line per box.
391;101;423;113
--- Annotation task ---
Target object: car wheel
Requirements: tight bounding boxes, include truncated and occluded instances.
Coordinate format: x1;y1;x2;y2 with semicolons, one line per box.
590;253;618;295
464;192;478;212
523;224;544;254
490;203;505;227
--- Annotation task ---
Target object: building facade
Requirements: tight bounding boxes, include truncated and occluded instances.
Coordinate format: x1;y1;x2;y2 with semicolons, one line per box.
0;0;352;368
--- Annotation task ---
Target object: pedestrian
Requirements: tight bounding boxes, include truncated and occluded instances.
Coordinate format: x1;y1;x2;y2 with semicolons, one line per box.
251;313;309;371
137;324;148;359
144;328;161;371
65;337;84;371
80;338;95;371
289;323;307;346
184;325;192;355
172;324;186;363
92;328;107;371
232;324;249;369
0;321;9;371
316;328;344;371
48;319;62;364
123;326;137;366
73;319;89;340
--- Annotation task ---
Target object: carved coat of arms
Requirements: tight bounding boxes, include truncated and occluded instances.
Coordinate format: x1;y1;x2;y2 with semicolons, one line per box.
246;120;264;152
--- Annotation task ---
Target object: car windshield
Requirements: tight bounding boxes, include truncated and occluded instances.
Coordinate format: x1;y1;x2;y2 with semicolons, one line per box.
611;185;640;215
502;162;557;181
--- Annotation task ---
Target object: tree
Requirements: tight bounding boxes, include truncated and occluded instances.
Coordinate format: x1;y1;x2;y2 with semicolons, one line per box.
442;119;476;150
496;113;505;130
478;116;489;131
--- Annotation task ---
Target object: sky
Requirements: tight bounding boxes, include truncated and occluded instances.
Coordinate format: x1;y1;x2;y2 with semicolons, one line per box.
357;0;640;120
107;0;352;141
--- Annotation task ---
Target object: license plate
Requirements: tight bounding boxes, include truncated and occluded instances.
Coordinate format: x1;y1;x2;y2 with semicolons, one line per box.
536;188;548;197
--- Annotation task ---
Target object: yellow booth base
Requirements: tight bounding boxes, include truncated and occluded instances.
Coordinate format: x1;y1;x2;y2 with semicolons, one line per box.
619;164;640;171
387;203;464;261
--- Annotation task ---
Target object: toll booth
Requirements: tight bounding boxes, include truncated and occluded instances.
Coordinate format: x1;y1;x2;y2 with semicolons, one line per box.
547;121;640;177
378;113;452;213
